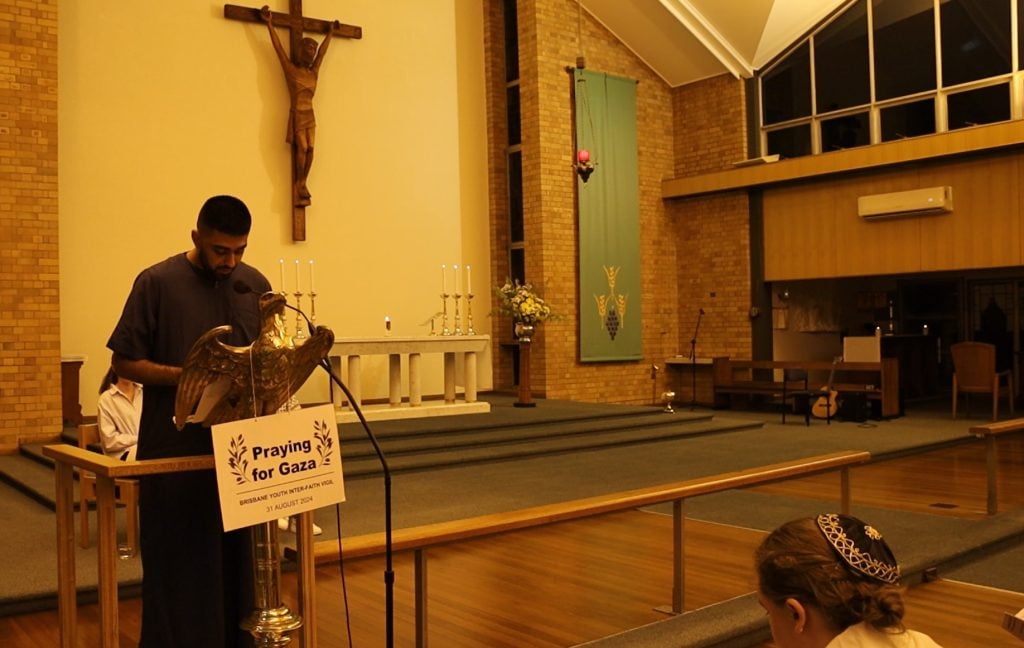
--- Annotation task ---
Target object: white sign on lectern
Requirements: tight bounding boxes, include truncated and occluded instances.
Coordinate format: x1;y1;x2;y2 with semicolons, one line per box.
211;404;345;532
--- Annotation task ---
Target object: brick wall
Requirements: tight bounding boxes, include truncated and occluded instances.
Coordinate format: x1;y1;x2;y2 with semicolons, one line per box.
673;74;747;178
669;75;753;360
0;0;61;450
504;0;682;404
669;192;753;360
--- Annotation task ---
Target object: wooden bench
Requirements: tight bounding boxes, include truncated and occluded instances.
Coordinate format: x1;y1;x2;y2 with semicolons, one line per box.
970;419;1024;514
712;357;900;418
287;450;871;647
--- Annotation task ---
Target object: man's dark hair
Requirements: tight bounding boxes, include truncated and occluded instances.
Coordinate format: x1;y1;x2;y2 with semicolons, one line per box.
197;195;252;236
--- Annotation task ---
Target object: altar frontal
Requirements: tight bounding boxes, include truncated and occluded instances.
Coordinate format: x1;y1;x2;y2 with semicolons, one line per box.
211;403;344;531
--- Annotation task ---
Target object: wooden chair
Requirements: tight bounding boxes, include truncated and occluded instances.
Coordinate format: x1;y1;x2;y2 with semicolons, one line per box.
780;368;810;425
951;341;1014;421
780;359;839;426
78;423;139;552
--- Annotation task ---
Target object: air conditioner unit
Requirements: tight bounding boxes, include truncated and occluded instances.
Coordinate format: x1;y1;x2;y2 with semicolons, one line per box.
857;186;953;220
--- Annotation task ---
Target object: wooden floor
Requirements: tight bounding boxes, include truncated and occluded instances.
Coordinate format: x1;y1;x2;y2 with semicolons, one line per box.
1;438;1021;647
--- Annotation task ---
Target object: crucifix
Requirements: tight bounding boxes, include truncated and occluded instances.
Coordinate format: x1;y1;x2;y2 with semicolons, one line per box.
225;2;362;241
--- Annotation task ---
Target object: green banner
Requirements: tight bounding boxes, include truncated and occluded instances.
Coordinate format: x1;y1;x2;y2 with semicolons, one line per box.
576;69;642;362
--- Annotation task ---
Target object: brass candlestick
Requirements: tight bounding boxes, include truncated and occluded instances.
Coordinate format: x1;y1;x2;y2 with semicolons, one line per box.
441;293;452;336
292;291;306;343
279;290;291;343
308;289;317;332
466;293;476;335
453;292;463;336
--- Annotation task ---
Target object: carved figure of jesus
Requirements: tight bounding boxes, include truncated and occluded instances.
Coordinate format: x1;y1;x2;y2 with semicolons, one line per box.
260;5;339;206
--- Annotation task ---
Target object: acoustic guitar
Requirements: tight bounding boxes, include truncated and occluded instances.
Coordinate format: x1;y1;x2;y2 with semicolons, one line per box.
811;388;839;419
811;356;841;419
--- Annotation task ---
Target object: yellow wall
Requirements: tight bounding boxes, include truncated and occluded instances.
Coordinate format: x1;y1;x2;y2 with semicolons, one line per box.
58;1;492;415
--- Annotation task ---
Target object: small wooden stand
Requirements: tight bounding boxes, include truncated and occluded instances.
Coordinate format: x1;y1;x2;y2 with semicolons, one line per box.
515;338;535;407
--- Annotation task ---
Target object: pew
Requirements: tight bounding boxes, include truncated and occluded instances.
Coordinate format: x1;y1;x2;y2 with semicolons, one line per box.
712;357;900;418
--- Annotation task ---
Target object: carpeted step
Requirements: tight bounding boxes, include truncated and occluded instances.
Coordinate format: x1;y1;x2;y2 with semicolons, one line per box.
338;410;716;460
341;416;763;478
337;401;672;443
19;443;58;470
572;593;769;648
0;454;80;512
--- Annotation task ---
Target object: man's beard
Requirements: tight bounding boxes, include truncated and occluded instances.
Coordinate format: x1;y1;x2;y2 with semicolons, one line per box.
199;250;235;279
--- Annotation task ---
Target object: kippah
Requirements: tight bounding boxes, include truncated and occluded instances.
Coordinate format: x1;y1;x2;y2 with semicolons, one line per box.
816;513;901;584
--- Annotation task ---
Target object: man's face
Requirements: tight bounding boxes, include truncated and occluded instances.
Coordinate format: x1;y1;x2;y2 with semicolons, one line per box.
193;229;248;280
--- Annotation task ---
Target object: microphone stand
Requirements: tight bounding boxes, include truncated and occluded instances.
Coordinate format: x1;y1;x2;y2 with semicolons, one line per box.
689;308;704;410
280;296;395;648
318;360;394;648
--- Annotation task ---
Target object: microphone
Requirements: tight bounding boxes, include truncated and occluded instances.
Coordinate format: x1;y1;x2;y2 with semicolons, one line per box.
699;307;705;315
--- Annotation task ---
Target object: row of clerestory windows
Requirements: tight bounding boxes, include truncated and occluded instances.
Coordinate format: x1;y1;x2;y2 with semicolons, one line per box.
759;0;1023;159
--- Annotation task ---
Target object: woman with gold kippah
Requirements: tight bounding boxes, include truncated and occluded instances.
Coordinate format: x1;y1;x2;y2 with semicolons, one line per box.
754;514;943;647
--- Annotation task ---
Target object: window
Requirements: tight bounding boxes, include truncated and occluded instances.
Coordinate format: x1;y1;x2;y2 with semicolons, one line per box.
508;151;523;243
503;0;518;82
873;0;936;100
756;0;1021;159
821;112;870;151
880;98;936;141
766;124;812;159
506;86;521;146
940;0;1010;87
815;0;869;112
948;83;1011;129
762;42;811;125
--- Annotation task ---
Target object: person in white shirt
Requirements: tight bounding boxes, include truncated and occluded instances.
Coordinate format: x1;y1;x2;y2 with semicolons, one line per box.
96;367;142;461
754;513;943;648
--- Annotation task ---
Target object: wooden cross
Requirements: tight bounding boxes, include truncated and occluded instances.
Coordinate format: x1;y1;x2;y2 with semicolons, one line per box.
225;2;362;241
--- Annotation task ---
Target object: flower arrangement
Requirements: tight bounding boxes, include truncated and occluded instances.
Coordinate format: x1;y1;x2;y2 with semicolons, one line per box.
496;279;553;325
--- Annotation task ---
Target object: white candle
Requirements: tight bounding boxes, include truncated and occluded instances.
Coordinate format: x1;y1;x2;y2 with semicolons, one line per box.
294;259;300;292
441;264;447;294
309;260;315;293
466;265;472;295
279;259;285;292
453;264;459;295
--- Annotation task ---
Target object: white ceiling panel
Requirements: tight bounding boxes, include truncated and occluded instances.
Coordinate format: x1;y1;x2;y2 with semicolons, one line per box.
579;0;849;87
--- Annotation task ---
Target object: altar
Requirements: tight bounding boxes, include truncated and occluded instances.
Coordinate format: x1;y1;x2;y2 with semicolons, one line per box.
329;335;491;422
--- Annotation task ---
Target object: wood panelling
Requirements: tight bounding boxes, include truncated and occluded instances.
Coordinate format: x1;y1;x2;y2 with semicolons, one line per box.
764;150;1024;281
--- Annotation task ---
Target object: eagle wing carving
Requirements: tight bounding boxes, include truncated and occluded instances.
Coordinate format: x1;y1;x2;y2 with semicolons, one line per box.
174;292;335;430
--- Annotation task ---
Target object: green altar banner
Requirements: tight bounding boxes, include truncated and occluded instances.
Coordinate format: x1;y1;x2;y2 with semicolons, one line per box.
576;69;642;362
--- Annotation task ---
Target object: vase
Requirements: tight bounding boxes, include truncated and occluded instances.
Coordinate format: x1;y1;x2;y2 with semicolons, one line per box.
514;323;535;343
514;323;536;407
